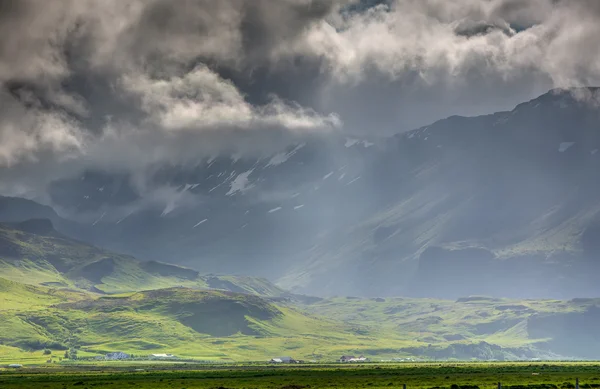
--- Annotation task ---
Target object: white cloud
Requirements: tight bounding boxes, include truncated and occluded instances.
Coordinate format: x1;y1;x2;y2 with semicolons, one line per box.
0;91;85;167
2;0;600;199
121;65;340;133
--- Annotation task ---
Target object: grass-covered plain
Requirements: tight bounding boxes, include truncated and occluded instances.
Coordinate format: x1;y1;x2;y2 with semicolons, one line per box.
1;363;600;389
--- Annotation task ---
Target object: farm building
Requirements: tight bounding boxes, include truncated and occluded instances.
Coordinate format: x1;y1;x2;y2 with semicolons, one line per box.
269;356;296;363
339;355;367;362
150;353;177;359
8;364;23;368
105;352;131;360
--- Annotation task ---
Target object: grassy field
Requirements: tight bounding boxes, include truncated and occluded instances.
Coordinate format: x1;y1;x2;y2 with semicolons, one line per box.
1;363;600;389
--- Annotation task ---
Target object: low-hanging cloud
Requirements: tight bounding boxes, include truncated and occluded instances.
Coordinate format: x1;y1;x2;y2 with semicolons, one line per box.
1;0;600;199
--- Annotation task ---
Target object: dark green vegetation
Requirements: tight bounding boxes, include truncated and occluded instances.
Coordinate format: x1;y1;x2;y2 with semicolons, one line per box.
2;364;600;389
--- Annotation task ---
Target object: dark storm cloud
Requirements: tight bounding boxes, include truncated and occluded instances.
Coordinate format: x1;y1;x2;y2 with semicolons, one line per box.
1;0;600;195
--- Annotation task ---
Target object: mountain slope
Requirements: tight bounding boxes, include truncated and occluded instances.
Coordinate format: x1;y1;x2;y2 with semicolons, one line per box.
281;88;600;298
0;220;286;296
0;281;413;361
4;88;600;299
4;275;600;360
302;295;600;359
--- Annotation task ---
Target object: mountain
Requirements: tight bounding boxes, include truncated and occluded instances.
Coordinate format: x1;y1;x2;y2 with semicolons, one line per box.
3;274;600;360
303;295;600;360
285;87;600;298
0;282;345;359
0;196;60;223
3;88;600;299
42;134;383;279
0;219;285;296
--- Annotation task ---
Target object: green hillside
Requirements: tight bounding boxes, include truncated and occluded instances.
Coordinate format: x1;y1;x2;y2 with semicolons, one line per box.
301;296;600;359
0;281;417;363
3;275;600;363
0;220;285;296
2;219;600;363
0;277;87;310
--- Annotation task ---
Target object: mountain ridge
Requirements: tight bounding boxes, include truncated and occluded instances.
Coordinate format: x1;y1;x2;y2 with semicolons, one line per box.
0;219;286;297
3;88;600;298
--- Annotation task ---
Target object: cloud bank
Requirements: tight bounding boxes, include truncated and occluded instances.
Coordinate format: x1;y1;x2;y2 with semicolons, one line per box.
1;0;600;197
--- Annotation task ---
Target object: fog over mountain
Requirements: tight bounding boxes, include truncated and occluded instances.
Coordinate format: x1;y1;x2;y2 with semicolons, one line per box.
2;0;600;300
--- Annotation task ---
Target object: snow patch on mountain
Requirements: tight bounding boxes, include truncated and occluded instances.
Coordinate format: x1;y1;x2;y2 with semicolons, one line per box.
193;219;208;228
346;176;361;185
92;211;106;226
345;138;374;148
266;143;306;167
226;169;255;196
345;138;360;147
116;211;133;225
559;142;575;152
161;202;176;216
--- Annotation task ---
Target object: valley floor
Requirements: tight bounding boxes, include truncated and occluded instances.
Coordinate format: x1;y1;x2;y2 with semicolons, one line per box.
1;363;599;389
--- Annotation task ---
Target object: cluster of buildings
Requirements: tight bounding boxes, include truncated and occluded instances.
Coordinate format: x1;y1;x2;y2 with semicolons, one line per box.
269;355;370;364
105;352;131;360
339;355;368;363
103;352;177;361
89;351;375;364
269;356;301;364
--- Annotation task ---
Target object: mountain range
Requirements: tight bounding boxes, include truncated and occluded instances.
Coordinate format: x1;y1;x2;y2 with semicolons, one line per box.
2;88;600;299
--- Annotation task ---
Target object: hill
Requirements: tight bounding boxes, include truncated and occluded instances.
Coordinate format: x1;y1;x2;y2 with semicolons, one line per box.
0;220;285;296
3;276;600;361
0;281;416;362
301;295;600;359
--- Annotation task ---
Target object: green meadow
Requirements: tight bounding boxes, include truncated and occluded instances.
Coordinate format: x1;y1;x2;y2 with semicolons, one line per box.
1;363;600;389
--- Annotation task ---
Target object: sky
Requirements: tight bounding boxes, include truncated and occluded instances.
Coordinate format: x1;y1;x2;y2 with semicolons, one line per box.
1;0;600;198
